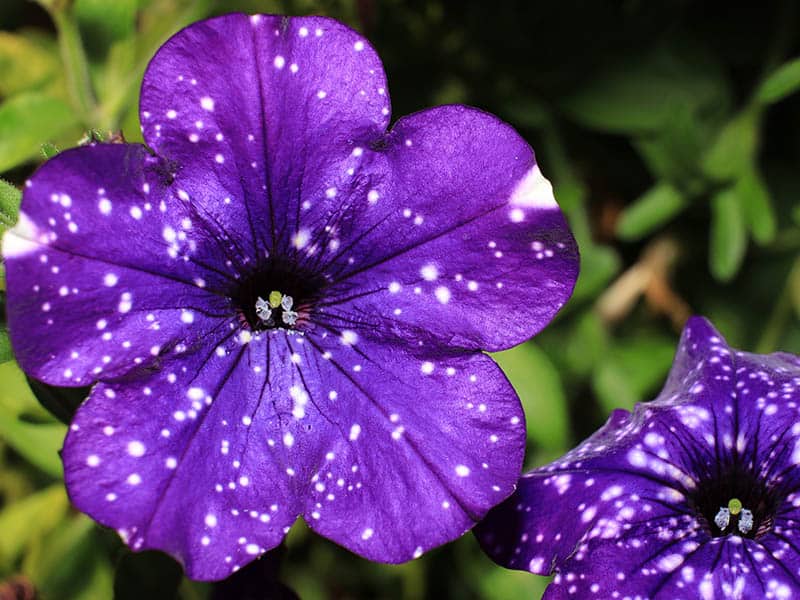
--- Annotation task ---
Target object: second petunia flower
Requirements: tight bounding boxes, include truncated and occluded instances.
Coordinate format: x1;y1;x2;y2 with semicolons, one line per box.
2;14;578;580
477;318;800;599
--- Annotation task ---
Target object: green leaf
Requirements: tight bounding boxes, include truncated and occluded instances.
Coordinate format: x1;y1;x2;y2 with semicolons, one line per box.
709;187;748;281
701;109;759;182
0;177;21;231
493;342;568;450
592;335;677;413
561;46;730;134
75;0;138;47
0;485;68;568
0;362;55;420
24;516;113;600
756;57;800;105
476;563;549;600
0;92;78;173
0;415;65;478
0;362;65;477
736;168;776;245
0;31;61;96
570;243;621;304
616;182;688;240
631;100;722;190
563;311;609;378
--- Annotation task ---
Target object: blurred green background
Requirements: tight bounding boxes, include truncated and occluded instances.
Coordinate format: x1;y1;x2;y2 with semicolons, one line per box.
0;0;799;598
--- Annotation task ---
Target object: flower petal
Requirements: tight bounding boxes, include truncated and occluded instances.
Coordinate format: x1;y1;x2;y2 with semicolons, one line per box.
475;409;699;574
64;323;525;576
140;14;389;257
62;329;300;581
3;144;234;386
313;106;578;351
285;331;526;561
542;537;798;599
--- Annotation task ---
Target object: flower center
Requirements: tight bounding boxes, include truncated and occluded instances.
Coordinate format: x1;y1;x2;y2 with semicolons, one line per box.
230;263;324;331
688;469;778;540
713;498;754;534
255;291;298;327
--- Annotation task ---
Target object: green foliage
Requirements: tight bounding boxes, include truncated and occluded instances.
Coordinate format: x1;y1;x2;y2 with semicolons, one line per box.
560;46;729;135
0;31;62;97
0;362;65;477
0;485;69;568
40;142;60;159
0;327;12;364
736;168;776;245
592;335;677;413
701;108;760;183
756;57;800;104
493;342;568;451
0;93;78;173
709;186;748;282
616;182;687;241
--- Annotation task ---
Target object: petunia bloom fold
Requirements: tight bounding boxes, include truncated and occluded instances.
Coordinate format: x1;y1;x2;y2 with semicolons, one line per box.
476;317;800;599
2;14;578;580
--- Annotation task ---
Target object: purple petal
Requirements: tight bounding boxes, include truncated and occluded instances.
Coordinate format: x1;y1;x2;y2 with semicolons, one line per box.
140;14;389;258
63;332;299;581
543;537;797;599
64;326;525;576
289;331;525;561
3;144;234;386
310;105;578;352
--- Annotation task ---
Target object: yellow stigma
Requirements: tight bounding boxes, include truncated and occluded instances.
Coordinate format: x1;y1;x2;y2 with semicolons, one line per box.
728;498;743;515
268;291;283;308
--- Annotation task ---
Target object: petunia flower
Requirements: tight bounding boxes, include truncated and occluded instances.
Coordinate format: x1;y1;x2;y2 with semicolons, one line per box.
2;14;578;580
476;317;800;599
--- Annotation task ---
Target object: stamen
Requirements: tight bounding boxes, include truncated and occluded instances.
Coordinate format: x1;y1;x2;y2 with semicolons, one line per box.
714;507;730;530
255;297;272;323
738;508;754;534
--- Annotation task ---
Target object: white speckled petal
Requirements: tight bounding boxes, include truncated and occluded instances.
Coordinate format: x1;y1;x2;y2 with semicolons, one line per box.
543;536;797;599
286;330;525;561
305;106;578;352
3;145;234;386
140;14;389;260
63;324;524;576
63;330;300;581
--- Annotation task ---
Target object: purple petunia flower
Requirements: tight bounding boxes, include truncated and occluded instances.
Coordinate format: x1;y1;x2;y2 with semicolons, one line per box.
2;14;578;580
476;317;800;599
